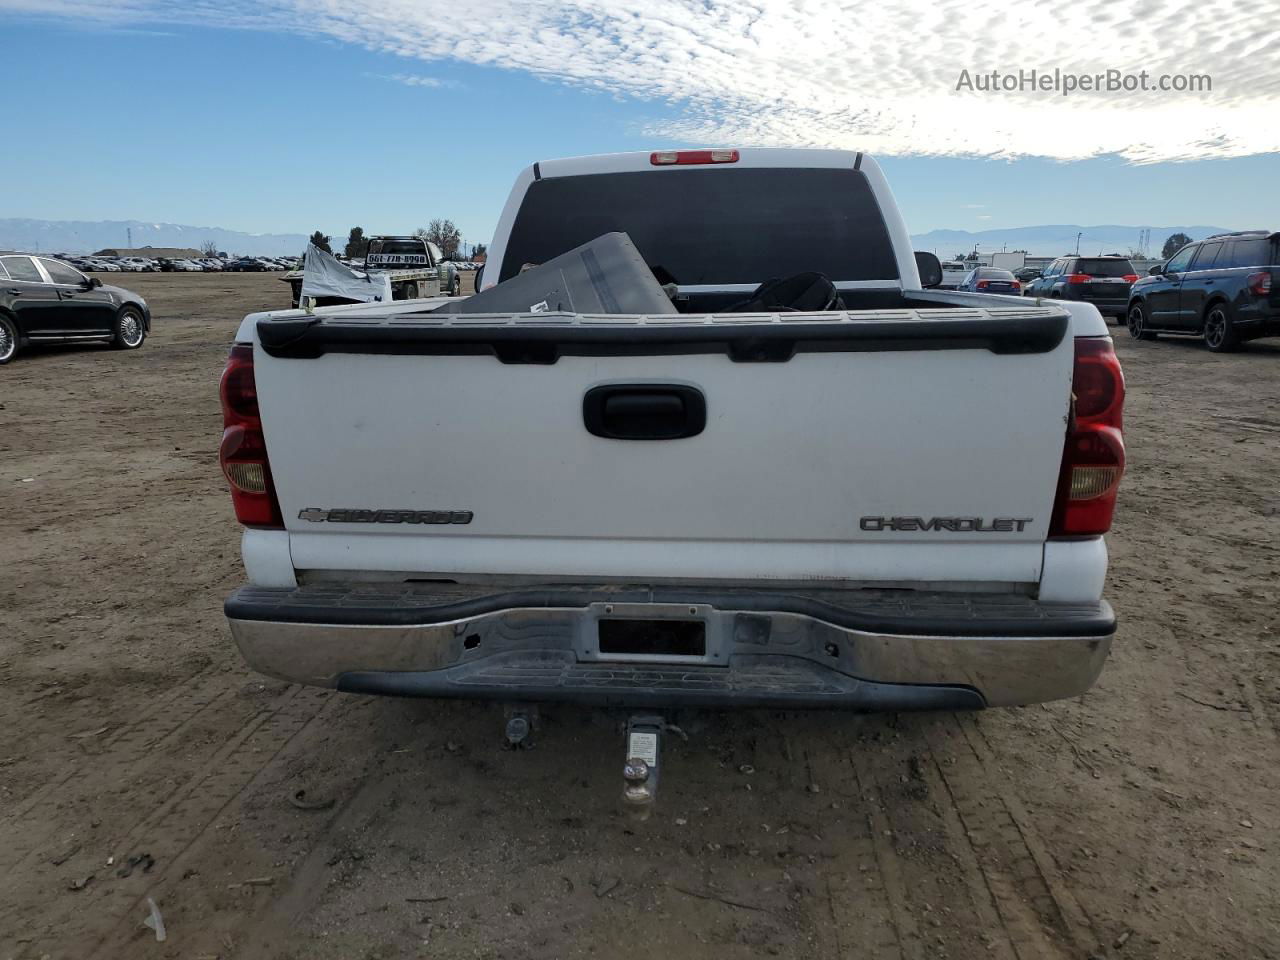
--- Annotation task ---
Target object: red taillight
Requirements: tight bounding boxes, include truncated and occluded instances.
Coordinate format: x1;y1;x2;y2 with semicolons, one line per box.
219;343;282;528
1010;280;1021;292
976;280;989;289
1247;271;1272;296
1122;274;1139;283
650;149;739;166
1049;338;1125;538
1066;273;1092;285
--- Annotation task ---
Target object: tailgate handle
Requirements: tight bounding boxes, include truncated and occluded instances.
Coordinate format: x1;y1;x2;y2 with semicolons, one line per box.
584;384;706;440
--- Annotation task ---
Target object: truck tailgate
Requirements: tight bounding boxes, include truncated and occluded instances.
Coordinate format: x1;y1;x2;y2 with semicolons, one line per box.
250;306;1073;586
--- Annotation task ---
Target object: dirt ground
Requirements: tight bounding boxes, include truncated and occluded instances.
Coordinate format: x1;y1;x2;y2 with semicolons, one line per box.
1;272;1277;960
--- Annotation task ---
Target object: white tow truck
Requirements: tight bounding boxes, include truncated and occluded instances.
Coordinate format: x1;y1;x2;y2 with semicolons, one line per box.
219;148;1125;806
283;235;461;308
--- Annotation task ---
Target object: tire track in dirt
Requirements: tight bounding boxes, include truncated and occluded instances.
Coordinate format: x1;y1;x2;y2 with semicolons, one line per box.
0;682;333;956
798;710;1093;960
223;769;399;960
924;715;1101;959
76;685;334;955
0;666;229;873
800;721;904;960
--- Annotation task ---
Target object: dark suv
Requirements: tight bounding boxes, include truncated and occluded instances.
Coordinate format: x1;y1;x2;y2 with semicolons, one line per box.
1022;256;1138;318
1126;231;1279;352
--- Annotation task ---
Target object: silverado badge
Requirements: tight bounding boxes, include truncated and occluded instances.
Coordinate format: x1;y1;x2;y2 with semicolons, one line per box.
298;508;473;525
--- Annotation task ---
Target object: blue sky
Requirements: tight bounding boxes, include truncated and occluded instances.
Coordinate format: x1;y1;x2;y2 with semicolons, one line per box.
1;6;1276;248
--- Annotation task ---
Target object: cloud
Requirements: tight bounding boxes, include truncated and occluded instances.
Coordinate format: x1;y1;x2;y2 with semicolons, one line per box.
365;72;451;88
4;0;1278;161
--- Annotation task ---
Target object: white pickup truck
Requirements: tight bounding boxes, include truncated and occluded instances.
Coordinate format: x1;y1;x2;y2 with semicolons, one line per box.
220;148;1124;719
939;261;970;289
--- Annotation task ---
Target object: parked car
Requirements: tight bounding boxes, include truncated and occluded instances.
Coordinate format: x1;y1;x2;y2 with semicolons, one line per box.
225;258;268;272
0;254;150;364
1023;256;1137;319
1126;231;1279;351
1015;266;1042;284
220;147;1123;755
958;267;1021;293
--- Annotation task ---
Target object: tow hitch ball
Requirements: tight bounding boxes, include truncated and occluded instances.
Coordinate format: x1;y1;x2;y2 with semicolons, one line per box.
503;704;538;749
622;715;685;817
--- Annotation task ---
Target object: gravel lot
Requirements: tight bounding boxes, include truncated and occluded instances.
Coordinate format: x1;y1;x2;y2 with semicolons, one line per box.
1;272;1277;959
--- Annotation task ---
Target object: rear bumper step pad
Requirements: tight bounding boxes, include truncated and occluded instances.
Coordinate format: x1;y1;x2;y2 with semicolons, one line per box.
337;654;985;711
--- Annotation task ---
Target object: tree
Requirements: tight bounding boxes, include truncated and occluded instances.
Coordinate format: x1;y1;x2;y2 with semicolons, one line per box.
1161;232;1192;259
472;243;487;259
309;231;332;253
417;219;462;259
200;240;219;257
344;227;369;258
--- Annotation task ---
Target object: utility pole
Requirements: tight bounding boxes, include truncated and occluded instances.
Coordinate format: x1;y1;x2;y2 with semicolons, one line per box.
127;227;133;249
1075;232;1082;255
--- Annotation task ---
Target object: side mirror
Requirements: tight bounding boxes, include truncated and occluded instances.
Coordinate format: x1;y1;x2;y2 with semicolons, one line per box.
85;276;102;289
914;251;943;289
473;264;484;291
1147;264;1163;276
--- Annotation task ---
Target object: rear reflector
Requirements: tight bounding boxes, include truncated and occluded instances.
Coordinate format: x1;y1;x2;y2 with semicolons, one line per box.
650;149;739;166
1070;462;1122;499
219;343;283;528
223;458;268;494
1049;338;1125;538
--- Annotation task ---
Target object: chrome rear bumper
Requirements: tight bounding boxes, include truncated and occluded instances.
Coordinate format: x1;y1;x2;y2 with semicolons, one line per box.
225;584;1114;710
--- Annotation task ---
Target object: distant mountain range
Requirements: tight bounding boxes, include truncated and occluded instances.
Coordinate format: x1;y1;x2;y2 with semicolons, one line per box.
1;217;1239;261
0;219;309;257
909;224;1232;259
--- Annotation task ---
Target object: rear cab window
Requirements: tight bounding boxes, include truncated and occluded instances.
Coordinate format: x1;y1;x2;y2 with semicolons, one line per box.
500;167;899;285
368;239;427;256
0;256;43;283
366;238;432;267
1076;258;1137;277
